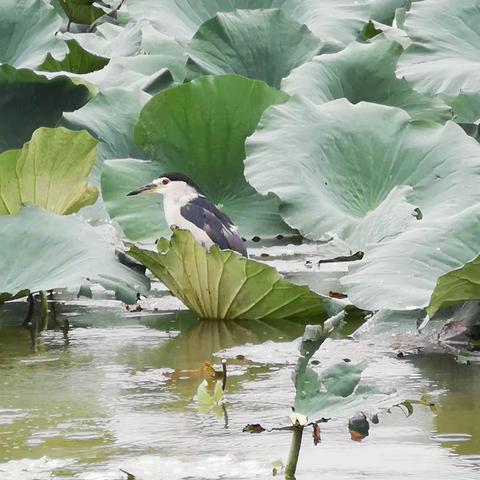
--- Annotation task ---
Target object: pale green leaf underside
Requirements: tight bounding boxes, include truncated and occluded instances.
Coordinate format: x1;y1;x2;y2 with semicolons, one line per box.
129;229;328;321
283;40;450;123
345;204;480;311
246;98;480;310
0;127;98;216
62;88;150;183
397;0;480;95
119;0;369;51
369;0;411;24
0;0;67;68
0;207;149;303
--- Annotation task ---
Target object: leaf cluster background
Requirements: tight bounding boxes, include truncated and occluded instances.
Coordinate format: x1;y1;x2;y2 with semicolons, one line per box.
1;0;480;318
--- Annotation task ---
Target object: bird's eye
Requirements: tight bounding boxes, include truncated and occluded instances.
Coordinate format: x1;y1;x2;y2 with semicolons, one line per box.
162;178;170;185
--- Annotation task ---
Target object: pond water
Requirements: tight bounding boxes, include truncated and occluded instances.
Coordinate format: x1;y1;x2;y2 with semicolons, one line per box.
0;293;479;480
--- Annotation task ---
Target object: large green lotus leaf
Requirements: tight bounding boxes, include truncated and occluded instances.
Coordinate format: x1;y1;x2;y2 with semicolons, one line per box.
102;159;169;240
369;0;411;24
0;65;90;153
0;207;148;304
345;204;480;311
427;254;480;317
62;88;150;182
186;9;321;88
245;99;480;310
131;74;292;240
0;0;67;68
282;40;450;123
57;0;104;25
129;229;328;321
245;98;477;247
396;0;480;96
39;39;109;74
0;127;98;215
119;0;369;51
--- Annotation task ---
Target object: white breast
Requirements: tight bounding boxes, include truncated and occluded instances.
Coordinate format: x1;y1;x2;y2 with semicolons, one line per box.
163;195;214;249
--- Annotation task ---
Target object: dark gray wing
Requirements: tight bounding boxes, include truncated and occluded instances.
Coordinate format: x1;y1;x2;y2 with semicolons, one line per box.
181;197;247;257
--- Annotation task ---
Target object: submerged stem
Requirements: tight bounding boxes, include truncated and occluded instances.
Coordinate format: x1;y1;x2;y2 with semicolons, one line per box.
39;291;49;331
285;425;304;479
22;294;34;327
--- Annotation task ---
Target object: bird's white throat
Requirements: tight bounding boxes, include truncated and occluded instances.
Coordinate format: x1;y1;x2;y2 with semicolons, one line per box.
161;181;201;229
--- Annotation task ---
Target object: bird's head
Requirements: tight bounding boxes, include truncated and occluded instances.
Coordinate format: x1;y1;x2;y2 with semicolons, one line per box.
127;173;205;199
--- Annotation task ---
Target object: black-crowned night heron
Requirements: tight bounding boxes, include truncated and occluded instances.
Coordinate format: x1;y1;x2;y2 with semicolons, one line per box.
127;173;247;257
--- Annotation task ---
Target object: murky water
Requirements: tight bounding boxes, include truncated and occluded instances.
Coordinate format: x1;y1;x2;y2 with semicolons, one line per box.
0;296;479;480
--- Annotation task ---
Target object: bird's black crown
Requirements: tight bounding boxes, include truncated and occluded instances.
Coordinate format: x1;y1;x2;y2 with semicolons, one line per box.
161;172;206;195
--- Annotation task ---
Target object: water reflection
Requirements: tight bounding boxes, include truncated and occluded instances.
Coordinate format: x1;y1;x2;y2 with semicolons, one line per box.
410;354;480;458
1;300;480;479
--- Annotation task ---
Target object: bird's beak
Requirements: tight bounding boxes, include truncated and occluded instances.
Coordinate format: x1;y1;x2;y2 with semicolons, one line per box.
127;183;157;196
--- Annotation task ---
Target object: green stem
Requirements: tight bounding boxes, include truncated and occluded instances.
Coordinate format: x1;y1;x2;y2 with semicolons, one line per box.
39;291;49;331
285;425;304;479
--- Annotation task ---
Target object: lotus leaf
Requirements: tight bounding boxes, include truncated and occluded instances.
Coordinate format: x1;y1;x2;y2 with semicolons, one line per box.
245;99;480;310
186;9;321;87
0;207;148;304
428;255;480;317
369;0;411;24
345;204;480;311
0;65;90;153
63;88;150;165
102;159;169;240
60;23;143;58
39;39;109;74
78;56;175;92
0;0;67;68
0;127;98;215
106;75;292;241
397;0;480;96
282;40;450;123
129;229;328;321
119;0;370;51
57;0;105;25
